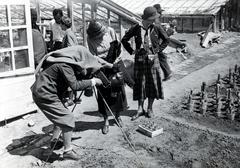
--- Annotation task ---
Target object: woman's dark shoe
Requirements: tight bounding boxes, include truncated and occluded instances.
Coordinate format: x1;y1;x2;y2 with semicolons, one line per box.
116;117;123;127
63;150;80;161
146;109;154;118
50;139;63;150
131;110;145;121
102;125;109;134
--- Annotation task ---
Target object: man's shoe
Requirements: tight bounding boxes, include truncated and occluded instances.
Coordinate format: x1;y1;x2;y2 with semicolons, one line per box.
102;125;109;134
50;139;63;150
63;150;80;161
163;73;172;81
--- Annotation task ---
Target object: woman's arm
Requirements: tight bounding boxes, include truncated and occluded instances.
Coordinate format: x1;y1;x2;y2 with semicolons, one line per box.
60;63;93;91
121;24;138;55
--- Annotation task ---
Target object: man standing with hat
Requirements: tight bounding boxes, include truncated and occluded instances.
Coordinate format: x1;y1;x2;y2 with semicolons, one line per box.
153;4;173;81
122;6;169;120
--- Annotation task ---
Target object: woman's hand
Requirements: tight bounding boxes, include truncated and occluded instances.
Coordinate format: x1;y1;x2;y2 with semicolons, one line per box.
91;77;103;86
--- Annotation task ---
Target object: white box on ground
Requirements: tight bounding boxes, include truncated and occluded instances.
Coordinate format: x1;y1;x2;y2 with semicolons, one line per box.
138;125;163;138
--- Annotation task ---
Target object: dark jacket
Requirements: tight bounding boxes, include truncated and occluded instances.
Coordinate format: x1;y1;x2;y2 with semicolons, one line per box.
121;23;169;55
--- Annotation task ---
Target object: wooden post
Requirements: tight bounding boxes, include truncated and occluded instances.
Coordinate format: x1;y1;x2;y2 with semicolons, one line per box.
216;98;223;117
228;2;232;30
191;18;194;33
119;16;122;39
234;64;238;73
202;100;208;115
229;68;232;84
181;18;184;33
237;0;240;29
228;99;235;121
237;92;240;116
238;67;240;77
33;0;41;23
187;90;193;110
217;74;221;84
107;9;111;26
82;3;87;47
216;83;220;100
201;82;207;100
67;0;74;31
212;15;217;32
220;6;225;31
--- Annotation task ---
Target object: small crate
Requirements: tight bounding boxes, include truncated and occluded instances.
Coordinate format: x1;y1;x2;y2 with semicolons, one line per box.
138;125;163;138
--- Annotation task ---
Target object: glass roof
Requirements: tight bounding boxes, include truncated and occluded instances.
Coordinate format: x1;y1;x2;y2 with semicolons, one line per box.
111;0;230;15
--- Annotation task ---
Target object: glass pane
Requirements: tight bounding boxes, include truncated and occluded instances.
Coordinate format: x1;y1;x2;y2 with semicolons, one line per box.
0;30;10;49
0;51;13;72
0;5;8;27
12;28;28;47
14;49;29;69
11;5;26;26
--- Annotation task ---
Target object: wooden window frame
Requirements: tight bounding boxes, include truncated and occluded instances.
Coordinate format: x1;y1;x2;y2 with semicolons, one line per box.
0;0;34;78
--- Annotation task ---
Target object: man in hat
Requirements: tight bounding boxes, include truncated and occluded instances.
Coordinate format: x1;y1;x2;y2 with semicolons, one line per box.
122;6;169;120
153;4;164;16
153;4;172;81
153;4;187;58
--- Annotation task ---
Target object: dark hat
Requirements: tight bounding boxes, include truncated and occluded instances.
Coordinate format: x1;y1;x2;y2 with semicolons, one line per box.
141;6;160;21
61;16;72;28
87;20;106;39
153;4;165;14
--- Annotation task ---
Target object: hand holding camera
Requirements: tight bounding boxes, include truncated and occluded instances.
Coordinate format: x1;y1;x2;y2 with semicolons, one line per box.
91;77;103;86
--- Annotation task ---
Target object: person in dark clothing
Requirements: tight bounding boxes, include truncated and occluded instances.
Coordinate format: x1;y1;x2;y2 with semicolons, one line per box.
31;62;102;160
153;4;172;81
87;20;128;134
30;8;47;67
121;6;169;120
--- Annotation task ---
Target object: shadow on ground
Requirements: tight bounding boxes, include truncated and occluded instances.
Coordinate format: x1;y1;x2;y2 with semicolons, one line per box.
83;109;137;118
6;133;59;163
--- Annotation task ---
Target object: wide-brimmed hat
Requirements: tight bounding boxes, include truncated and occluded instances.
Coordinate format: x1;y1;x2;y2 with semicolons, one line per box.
153;4;165;14
87;20;106;39
141;6;160;21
